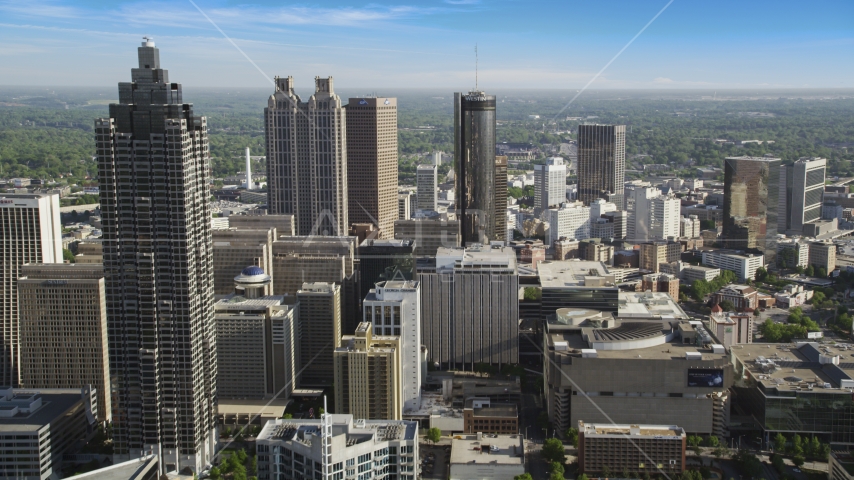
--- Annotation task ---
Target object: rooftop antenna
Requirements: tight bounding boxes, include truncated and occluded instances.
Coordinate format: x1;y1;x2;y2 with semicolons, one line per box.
475;44;479;91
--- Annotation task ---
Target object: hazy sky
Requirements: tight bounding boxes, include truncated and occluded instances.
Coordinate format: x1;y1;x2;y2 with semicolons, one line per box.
1;0;852;90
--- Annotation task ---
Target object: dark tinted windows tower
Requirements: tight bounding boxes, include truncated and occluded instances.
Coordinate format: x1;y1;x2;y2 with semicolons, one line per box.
723;156;782;261
577;125;626;207
454;91;498;245
95;39;217;474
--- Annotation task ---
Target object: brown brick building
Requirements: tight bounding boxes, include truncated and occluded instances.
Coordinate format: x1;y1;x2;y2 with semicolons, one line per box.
463;402;518;435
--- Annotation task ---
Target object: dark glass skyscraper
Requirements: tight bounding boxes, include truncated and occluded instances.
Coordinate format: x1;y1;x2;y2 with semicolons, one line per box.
454;91;503;244
95;39;217;474
577;125;626;207
723;156;782;261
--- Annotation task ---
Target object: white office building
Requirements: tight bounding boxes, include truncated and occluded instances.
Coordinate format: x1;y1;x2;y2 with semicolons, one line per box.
590;199;617;221
256;415;418;480
535;157;567;209
701;251;765;282
781;157;826;233
626;185;657;242
416;164;438;212
681;215;701;238
776;238;810;268
546;202;591;246
0;193;61;387
363;280;423;413
649;195;681;240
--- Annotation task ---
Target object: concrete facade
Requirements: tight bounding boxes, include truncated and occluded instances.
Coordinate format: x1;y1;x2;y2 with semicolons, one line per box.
334;323;402;420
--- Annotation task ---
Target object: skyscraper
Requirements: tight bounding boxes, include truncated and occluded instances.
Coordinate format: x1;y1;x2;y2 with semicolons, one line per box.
266;76;348;236
535;157;568;210
0;193;61;387
416;164;438;212
781;157;826;234
334;322;402;420
95;39;216;473
17;263;111;422
577;125;626;207
346;97;398;238
723;156;782;260
296;282;342;387
454;91;500;244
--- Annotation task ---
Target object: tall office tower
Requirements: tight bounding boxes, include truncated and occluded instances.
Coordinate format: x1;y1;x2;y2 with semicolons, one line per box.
265;76;348;236
17;264;110;421
95;39;216;472
535;157;568;210
398;193;413;220
271;236;359;333
212;228;274;295
346;97;398;238
0;193;60;387
454;91;499;244
432;151;443;166
577;125;626;207
649;194;681;240
626;185;657;242
363;281;422;412
723;156;782;260
419;245;519;370
781;157;826;234
357;239;415;300
334;322;402;420
494;155;508;243
416;164;438;212
215;266;297;400
296;282;342;387
546;202;591;246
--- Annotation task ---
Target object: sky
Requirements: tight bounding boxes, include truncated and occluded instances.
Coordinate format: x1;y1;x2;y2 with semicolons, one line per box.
0;0;852;90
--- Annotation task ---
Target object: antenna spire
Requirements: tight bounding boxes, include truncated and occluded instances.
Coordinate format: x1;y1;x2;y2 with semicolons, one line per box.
475;44;478;91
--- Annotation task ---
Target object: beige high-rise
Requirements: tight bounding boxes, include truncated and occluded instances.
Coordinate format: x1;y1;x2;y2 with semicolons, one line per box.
334;322;402;420
265;77;348;236
346;98;398;238
212;228;275;295
17;263;111;421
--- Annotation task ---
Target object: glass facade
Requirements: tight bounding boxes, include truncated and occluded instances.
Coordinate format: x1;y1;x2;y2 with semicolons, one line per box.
454;92;497;245
723;156;782;262
577;125;626;207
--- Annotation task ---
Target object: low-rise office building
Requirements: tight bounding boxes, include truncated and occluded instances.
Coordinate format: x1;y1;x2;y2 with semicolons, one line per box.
701;250;764;282
578;422;686;476
639;273;679;301
830;449;854;480
809;240;837;274
462;400;518;435
732;342;854;444
0;387;98;480
709;305;753;348
256;415;418;480
450;434;525;480
680;265;721;284
712;284;758;311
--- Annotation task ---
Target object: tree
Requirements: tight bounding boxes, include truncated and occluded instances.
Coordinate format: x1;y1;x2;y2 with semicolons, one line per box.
579;475;590;480
807;436;820;458
565;427;578;448
807;265;815;277
755;267;768;282
712;446;728;459
236;448;248;463
427;427;442;445
514;475;534;480
699;465;712;479
811;291;826;306
249;456;257;477
732;449;763;478
773;433;786;452
281;413;293;419
790;433;804;456
691;279;711;301
549;473;564;480
704;436;720;448
718;300;736;312
62;248;75;263
817;267;828;278
542;438;566;464
753;308;761;316
549;461;565;476
792;454;805;468
209;467;221;480
687;435;702;447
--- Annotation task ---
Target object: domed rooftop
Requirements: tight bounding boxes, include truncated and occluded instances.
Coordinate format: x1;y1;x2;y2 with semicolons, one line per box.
242;265;265;276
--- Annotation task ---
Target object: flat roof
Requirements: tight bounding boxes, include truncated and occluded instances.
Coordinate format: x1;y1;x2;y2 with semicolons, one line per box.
450;435;524;466
582;423;684;438
733;342;854;392
215;295;287;311
471;406;517;418
538;260;612;288
618;292;689;320
218;399;291;417
0;390;84;432
547;328;727;361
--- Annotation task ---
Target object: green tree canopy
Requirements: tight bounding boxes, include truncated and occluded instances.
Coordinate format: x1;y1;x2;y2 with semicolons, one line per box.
541;438;566;464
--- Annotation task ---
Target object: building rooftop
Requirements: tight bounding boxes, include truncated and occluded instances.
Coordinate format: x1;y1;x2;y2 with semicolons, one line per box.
258;414;417;444
580;423;684;438
450;434;524;466
537;260;613;288
726;156;783;163
733;342;854;392
0;388;88;432
359;239;414;249
547;322;726;361
215;295;287;311
618;291;689;320
218;398;290;417
470;405;517;418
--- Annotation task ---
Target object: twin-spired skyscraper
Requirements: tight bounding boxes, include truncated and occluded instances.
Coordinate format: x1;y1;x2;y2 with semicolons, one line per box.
95;39;217;473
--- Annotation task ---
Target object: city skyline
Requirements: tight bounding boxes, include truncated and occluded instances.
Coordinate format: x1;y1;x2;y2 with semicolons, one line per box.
0;1;852;89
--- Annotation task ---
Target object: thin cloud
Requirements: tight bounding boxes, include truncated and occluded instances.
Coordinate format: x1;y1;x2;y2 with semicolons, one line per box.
0;0;81;19
653;77;673;84
445;0;481;4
